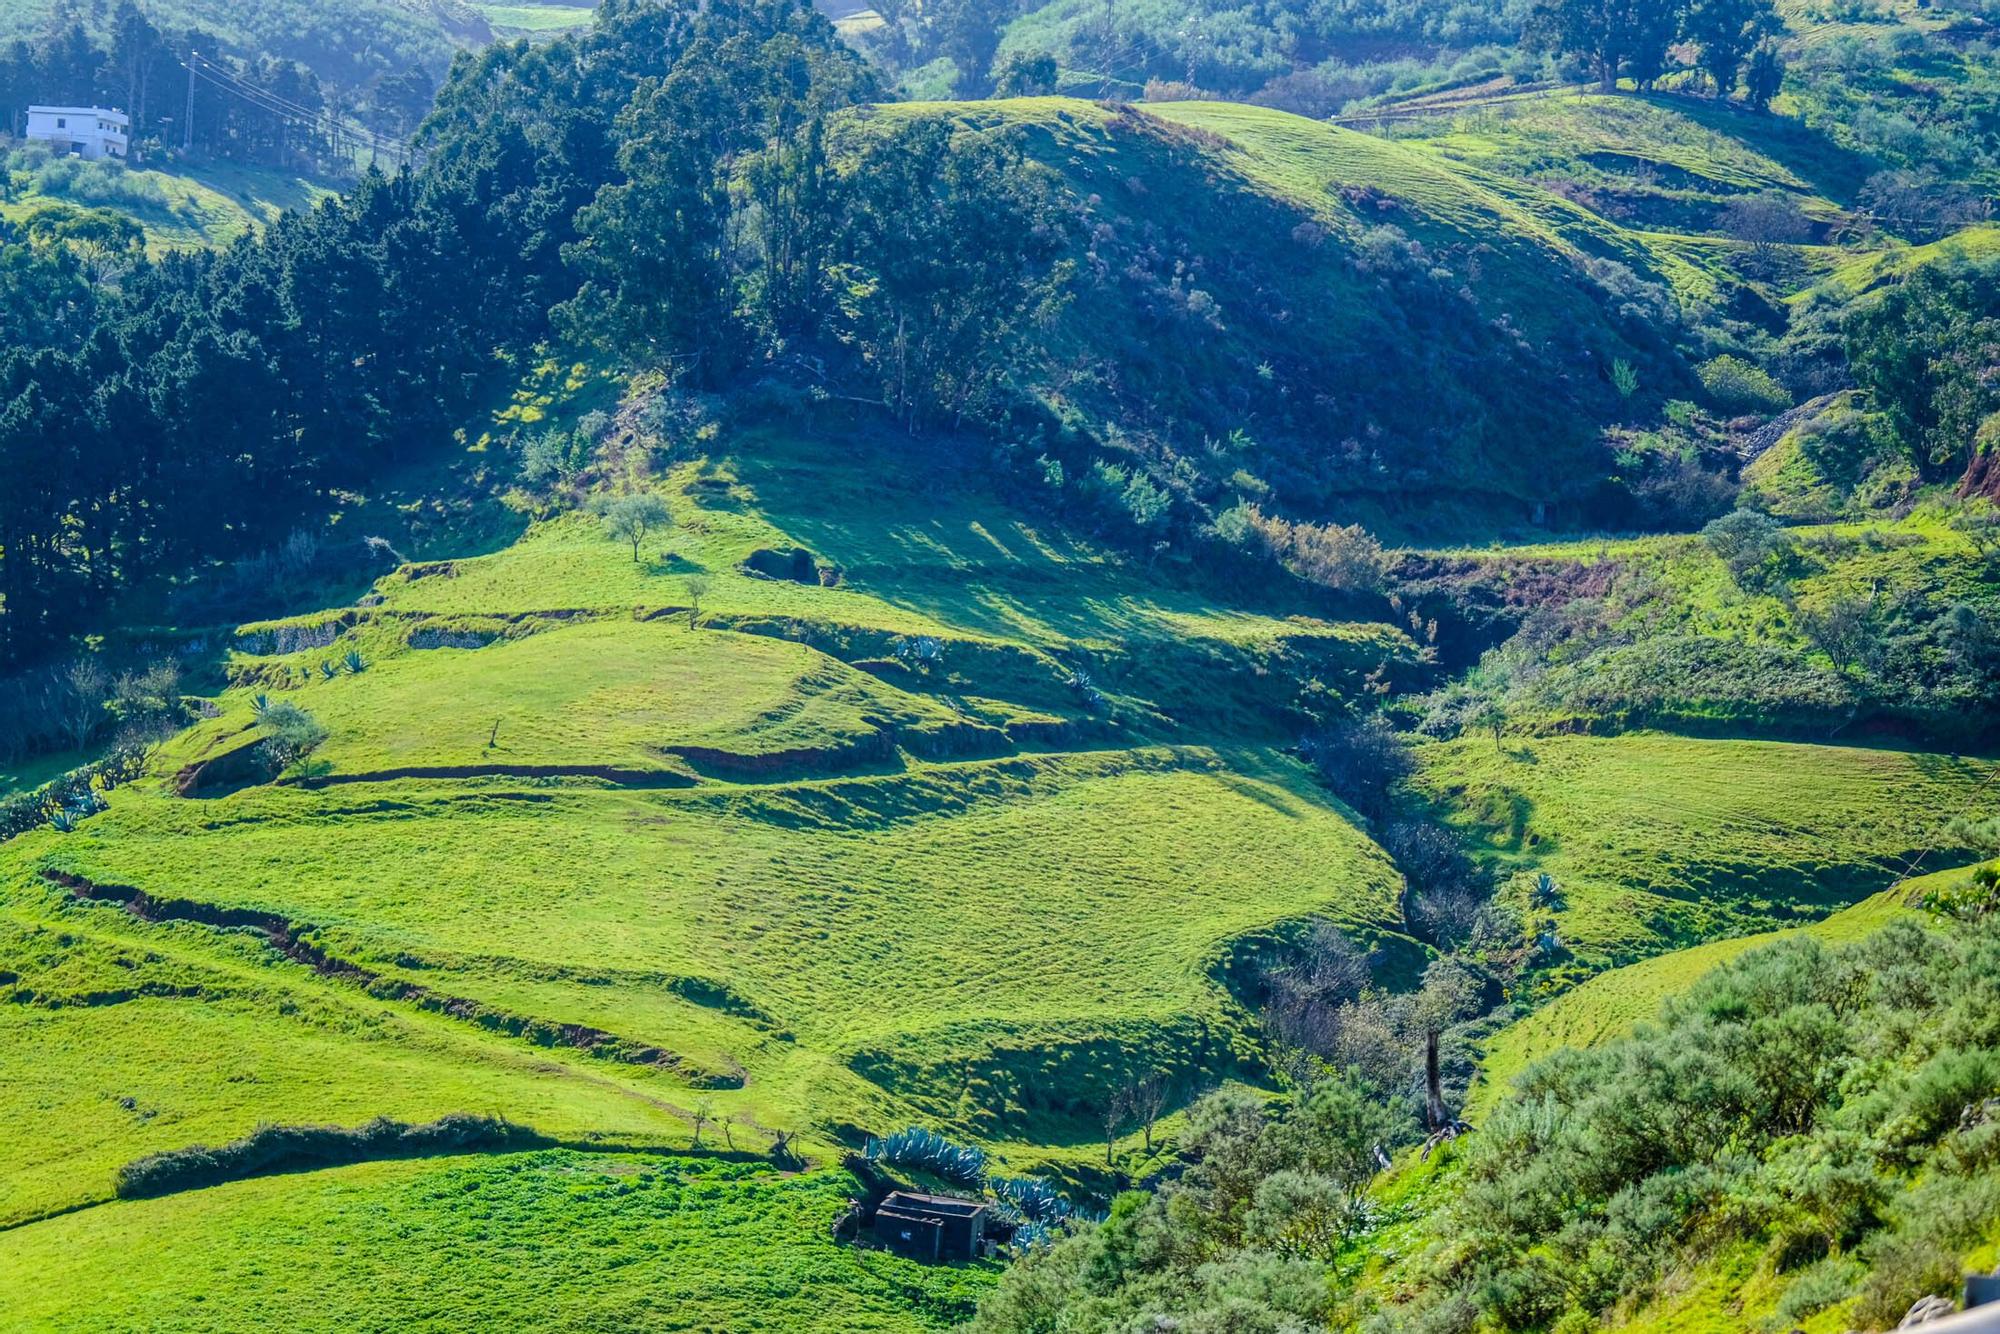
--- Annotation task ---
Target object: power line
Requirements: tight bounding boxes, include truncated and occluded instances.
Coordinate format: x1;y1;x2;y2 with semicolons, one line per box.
179;50;412;169
187;52;410;165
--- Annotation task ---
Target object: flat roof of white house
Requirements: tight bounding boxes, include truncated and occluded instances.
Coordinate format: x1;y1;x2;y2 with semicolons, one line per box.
28;106;130;122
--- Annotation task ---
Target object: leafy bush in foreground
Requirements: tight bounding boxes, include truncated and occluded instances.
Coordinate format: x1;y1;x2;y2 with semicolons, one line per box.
1386;904;2000;1330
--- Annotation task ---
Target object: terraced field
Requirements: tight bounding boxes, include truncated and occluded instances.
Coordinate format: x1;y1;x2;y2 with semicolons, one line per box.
1416;732;1994;973
0;422;1414;1281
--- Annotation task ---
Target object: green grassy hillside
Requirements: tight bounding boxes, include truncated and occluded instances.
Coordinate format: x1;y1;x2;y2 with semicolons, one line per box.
848;98;1691;531
1415;731;1992;976
0;414;1414;1259
1;148;329;253
10;414;1989;1325
0;1150;989;1332
5;0;1999;1320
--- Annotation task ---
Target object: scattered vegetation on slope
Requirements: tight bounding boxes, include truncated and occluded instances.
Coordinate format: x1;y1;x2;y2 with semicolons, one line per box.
974;866;2000;1332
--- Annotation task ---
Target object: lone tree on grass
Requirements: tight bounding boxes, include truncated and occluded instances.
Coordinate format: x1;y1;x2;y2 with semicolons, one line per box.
684;574;712;629
258;701;328;778
599;493;672;563
1469;696;1507;752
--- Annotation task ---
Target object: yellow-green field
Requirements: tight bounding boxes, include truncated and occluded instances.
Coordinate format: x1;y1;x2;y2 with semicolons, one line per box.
0;1150;990;1332
1418;732;1992;973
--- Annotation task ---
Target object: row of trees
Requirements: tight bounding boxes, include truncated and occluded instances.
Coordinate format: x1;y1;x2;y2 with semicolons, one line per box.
1528;0;1785;102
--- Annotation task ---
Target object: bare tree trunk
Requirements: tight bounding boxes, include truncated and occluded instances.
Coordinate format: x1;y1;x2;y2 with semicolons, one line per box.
1424;1028;1448;1132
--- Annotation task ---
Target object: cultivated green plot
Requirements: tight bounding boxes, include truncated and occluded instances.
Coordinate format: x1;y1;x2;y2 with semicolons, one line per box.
0;1151;992;1333
191;617;979;780
20;746;1404;1141
1417;732;1993;970
0;904;692;1226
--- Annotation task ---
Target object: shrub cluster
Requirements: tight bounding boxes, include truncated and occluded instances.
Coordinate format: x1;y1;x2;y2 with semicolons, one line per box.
1389;907;2000;1330
113;1114;545;1200
866;1126;988;1187
0;744;148;841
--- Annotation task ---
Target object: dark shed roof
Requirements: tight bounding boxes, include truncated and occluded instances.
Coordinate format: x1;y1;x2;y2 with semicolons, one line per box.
880;1191;987;1219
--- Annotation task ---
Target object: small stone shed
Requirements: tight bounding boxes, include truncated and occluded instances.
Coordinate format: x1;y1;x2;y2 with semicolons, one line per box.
872;1190;988;1263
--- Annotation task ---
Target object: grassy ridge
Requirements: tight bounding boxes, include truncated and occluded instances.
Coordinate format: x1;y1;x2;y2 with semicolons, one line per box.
848;98;1684;527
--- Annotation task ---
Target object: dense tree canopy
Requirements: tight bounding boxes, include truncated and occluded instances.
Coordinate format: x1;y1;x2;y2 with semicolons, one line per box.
0;0;872;666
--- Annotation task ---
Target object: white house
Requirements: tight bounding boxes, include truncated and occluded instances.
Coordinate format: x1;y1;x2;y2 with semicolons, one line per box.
24;106;129;162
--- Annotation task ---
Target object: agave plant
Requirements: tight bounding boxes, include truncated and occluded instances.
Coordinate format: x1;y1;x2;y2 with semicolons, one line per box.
250;693;271;717
893;635;946;675
865;1126;987;1187
318;660;339;681
343;649;366;674
1066;668;1105;712
990;1175;1075;1223
49;792;105;834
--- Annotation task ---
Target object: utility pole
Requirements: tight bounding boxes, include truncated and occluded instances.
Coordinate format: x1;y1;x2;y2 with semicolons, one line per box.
182;49;195;154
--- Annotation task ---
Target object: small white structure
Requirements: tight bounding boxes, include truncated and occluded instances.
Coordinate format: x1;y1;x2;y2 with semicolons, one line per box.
24;106;129;162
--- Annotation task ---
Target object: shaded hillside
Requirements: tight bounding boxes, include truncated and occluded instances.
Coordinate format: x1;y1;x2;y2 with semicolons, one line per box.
846;98;1691;532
